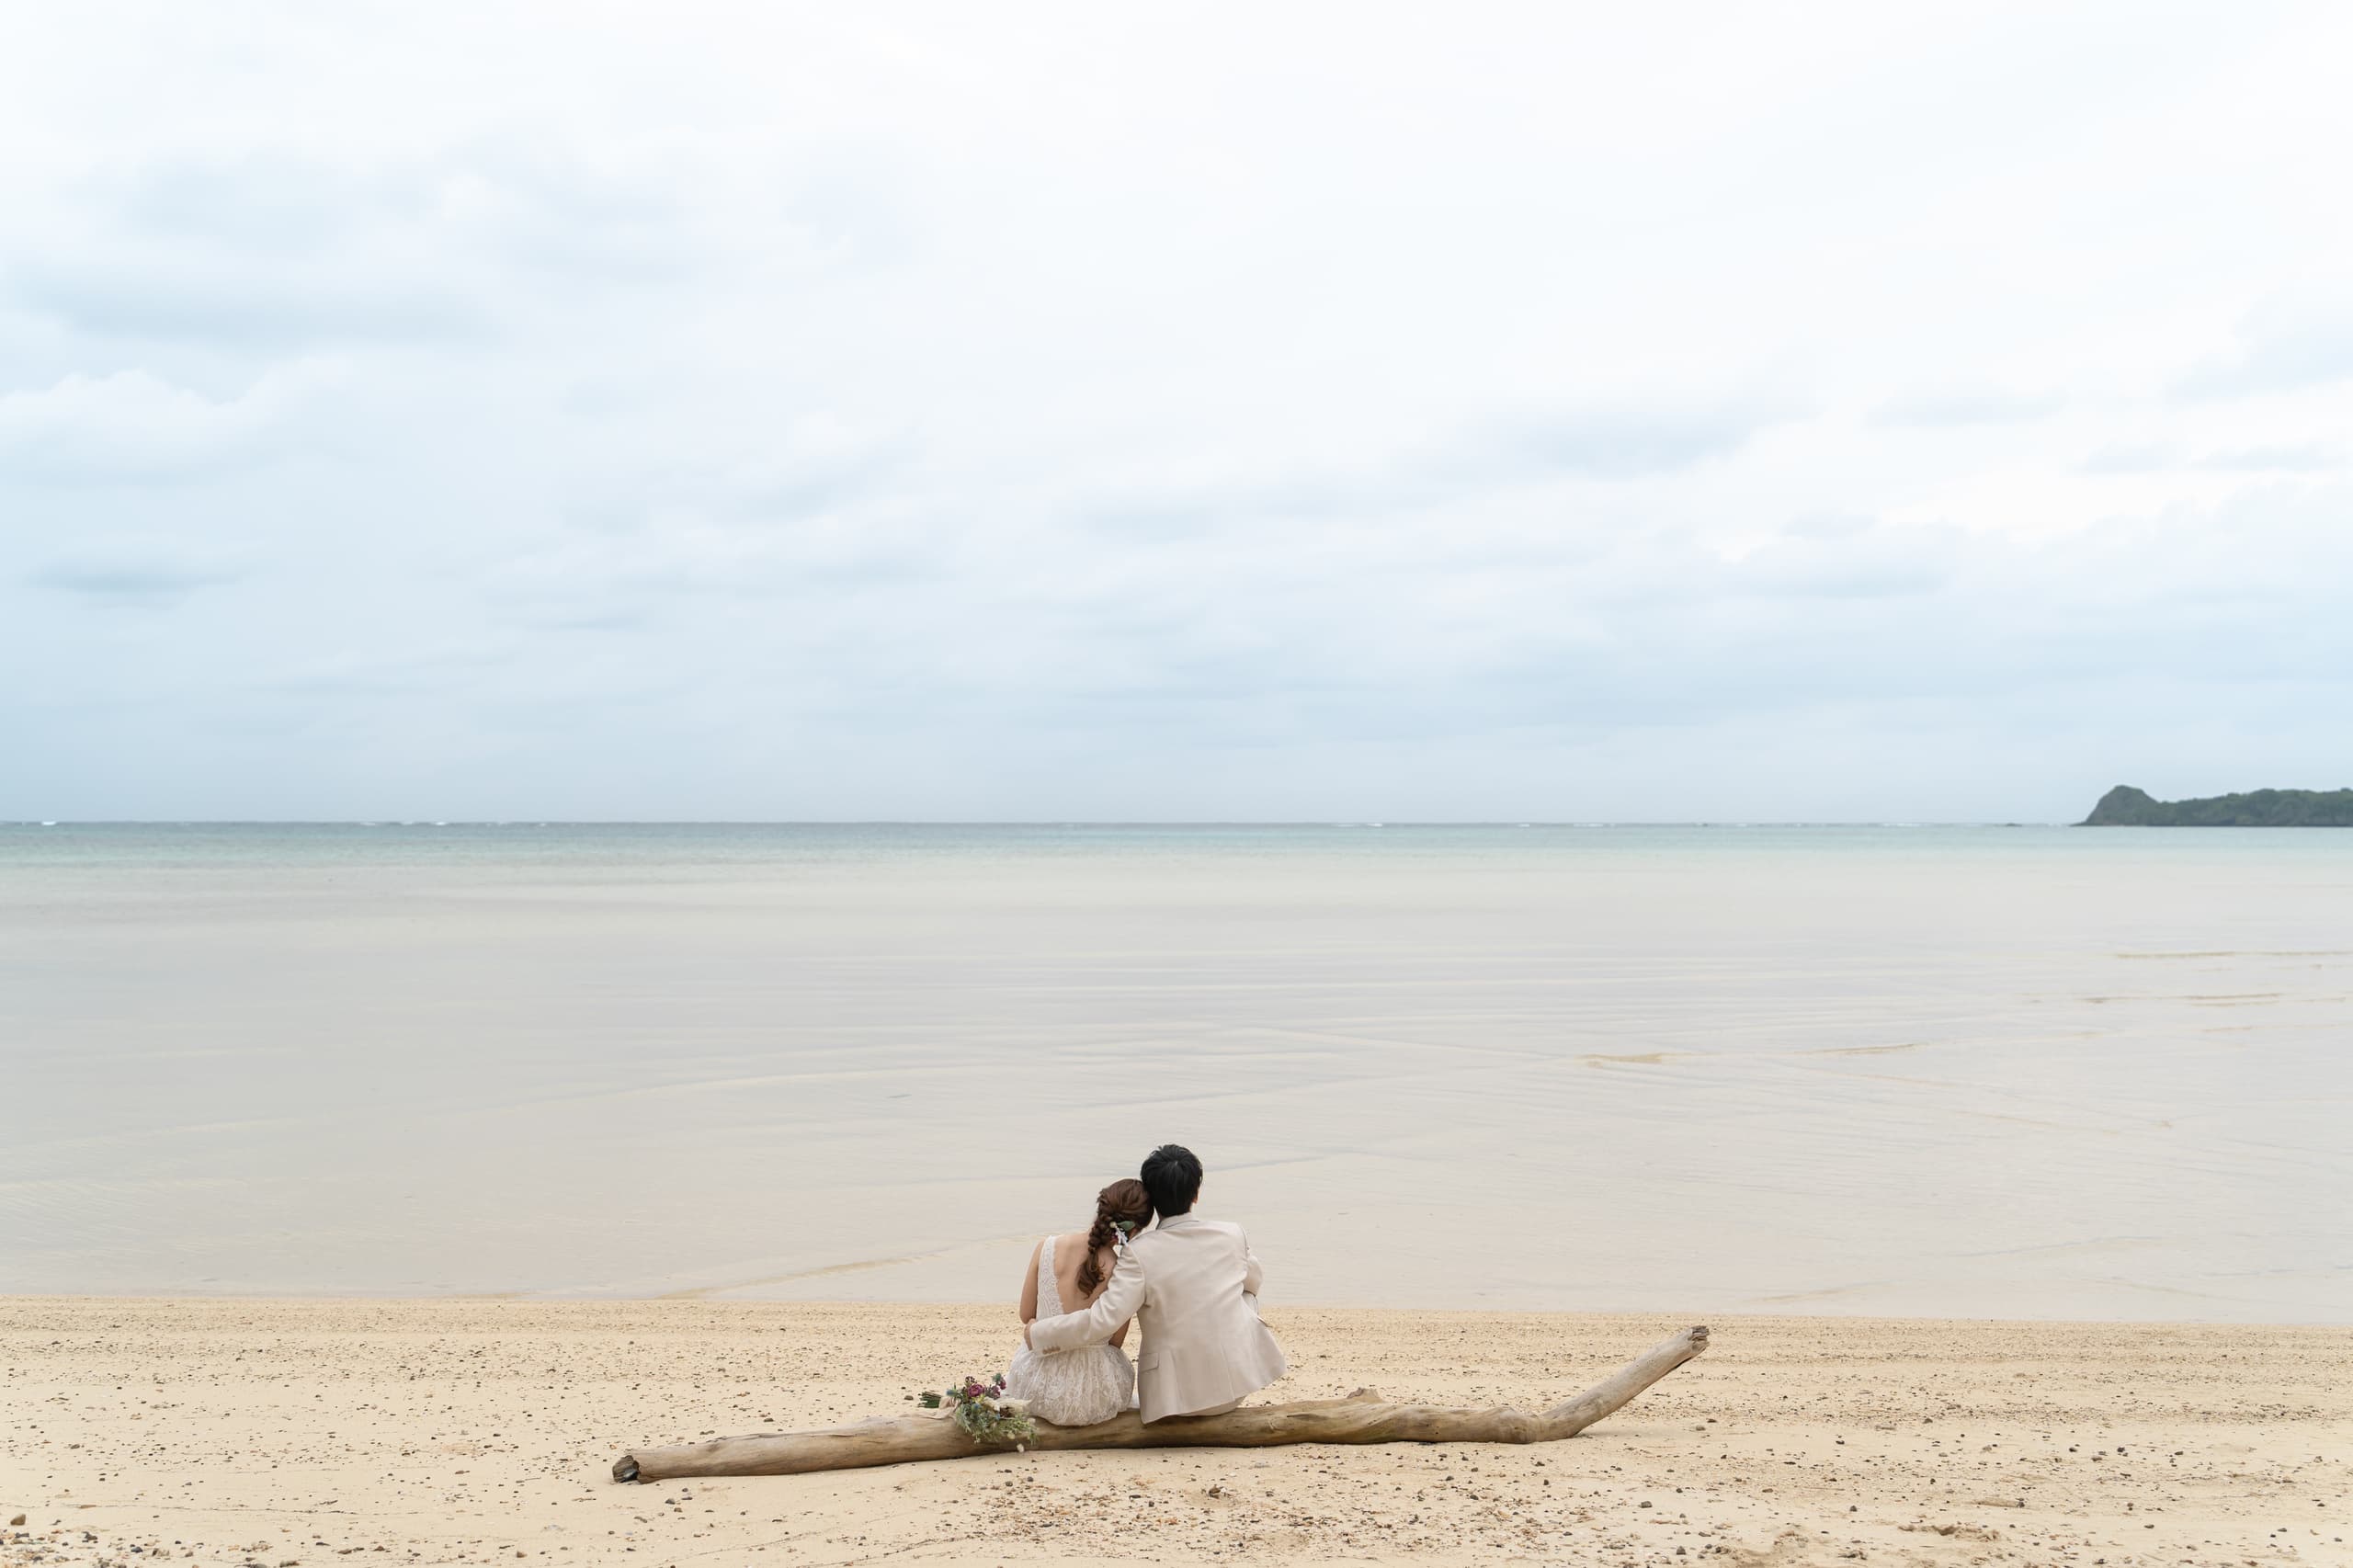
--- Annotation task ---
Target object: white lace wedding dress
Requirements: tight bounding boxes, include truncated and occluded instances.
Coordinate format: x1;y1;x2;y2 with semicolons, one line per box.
1004;1234;1135;1426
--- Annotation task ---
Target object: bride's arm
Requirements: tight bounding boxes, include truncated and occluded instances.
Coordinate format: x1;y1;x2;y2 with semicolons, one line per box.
1017;1240;1042;1325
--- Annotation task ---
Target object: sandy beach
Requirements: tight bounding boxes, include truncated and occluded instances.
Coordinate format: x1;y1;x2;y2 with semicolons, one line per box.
3;1299;2345;1568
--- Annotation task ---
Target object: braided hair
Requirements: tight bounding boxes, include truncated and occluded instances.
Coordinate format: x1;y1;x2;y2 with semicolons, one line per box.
1076;1177;1154;1297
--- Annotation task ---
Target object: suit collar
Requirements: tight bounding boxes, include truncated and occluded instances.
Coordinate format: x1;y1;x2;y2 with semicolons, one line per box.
1154;1211;1203;1231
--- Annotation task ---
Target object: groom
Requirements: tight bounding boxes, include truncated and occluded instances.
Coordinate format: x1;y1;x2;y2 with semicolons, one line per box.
1024;1143;1288;1422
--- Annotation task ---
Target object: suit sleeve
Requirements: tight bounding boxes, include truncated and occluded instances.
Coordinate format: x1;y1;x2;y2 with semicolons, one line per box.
1242;1229;1264;1301
1027;1244;1144;1354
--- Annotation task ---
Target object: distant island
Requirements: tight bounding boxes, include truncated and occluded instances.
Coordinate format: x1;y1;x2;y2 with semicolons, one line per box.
2081;784;2353;826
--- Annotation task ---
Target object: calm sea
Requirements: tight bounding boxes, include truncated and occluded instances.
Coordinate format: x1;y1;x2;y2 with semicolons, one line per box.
2;823;2346;1322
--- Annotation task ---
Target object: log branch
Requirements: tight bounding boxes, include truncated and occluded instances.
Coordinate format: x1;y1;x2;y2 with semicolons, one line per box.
614;1323;1707;1483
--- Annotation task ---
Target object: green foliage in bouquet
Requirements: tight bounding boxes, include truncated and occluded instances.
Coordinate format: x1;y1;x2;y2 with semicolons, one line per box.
915;1372;1037;1448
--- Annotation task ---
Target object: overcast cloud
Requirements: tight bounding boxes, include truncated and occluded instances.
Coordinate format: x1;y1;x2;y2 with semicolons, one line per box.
4;3;2349;820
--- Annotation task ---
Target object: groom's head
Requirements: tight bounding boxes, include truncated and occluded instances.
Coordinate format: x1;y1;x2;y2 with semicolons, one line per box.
1141;1143;1202;1218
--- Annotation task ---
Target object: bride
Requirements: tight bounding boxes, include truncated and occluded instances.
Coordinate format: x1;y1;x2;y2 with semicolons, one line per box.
1004;1178;1153;1426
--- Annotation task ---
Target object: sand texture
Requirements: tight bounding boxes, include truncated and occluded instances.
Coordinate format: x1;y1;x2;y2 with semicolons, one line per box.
3;1298;2347;1567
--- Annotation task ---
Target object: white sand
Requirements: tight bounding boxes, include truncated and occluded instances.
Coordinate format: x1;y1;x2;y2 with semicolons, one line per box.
5;1298;2347;1567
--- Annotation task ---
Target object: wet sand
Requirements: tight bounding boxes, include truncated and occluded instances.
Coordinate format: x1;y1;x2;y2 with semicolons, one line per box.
4;1297;2347;1567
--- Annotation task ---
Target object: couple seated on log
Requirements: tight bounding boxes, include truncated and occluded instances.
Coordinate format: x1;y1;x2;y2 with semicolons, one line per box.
1006;1142;1289;1427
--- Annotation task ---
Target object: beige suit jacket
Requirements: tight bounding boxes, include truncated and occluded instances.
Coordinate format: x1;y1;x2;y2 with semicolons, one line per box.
1026;1213;1288;1422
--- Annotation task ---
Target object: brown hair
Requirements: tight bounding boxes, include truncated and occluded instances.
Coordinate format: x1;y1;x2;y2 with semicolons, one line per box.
1077;1178;1154;1296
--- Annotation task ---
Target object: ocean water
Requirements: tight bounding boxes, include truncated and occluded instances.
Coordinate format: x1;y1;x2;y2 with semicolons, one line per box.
1;823;2346;1322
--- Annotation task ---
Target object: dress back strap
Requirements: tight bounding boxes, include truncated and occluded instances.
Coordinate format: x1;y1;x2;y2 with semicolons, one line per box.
1036;1233;1063;1316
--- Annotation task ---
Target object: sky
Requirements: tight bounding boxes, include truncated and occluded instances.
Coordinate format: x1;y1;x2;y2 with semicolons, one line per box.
4;3;2350;822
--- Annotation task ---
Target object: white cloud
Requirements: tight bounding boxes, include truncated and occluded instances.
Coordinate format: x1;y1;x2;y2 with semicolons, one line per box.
34;548;237;600
0;366;328;480
2175;306;2353;400
2;3;2350;818
1871;390;2064;428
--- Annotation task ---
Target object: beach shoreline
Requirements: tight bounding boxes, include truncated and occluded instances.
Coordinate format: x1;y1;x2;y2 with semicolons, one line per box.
5;1297;2344;1567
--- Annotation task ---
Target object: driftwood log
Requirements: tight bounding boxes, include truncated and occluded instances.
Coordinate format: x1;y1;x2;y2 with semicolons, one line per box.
614;1323;1706;1483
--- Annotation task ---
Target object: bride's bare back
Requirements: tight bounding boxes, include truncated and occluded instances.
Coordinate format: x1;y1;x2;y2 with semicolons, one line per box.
1017;1233;1131;1348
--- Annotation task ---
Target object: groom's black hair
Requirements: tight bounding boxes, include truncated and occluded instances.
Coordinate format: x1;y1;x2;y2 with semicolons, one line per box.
1141;1143;1203;1217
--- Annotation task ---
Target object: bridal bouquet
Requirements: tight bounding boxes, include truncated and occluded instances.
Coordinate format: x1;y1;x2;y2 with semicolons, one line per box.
915;1373;1037;1448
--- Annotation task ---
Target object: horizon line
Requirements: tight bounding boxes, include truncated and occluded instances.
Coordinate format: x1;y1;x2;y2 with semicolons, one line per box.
4;817;2080;828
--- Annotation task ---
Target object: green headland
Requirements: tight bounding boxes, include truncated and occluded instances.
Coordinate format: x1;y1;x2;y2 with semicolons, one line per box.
2081;784;2353;825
